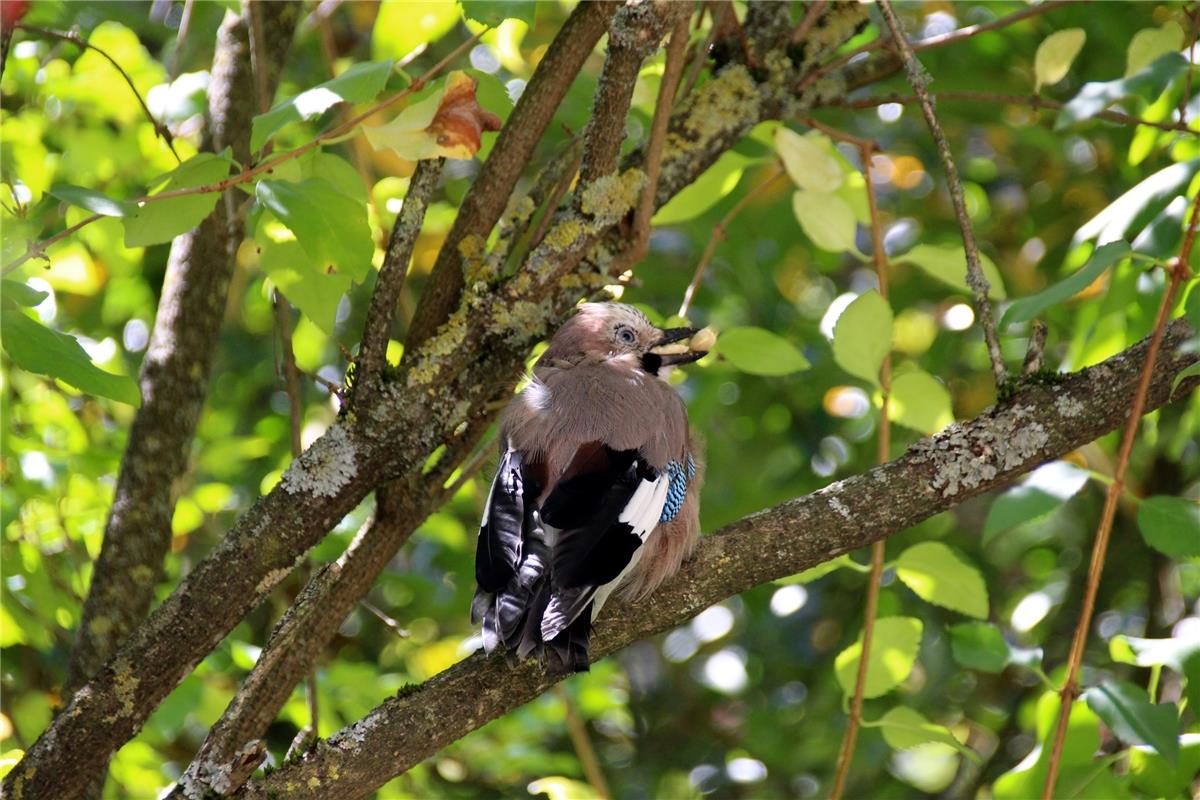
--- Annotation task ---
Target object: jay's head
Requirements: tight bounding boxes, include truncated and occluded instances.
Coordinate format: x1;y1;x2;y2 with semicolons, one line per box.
544;302;711;376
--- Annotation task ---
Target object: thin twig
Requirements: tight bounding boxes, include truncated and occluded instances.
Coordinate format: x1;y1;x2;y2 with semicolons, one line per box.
2;212;101;276
616;9;690;271
679;2;721;101
168;0;195;80
557;685;612;800
360;598;410;638
830;92;1197;134
1042;193;1200;800
1022;320;1048;376
791;0;828;45
798;0;1073;94
441;430;498;503
828;134;893;800
15;24;181;161
678;166;786;318
1;28;484;274
876;0;1007;390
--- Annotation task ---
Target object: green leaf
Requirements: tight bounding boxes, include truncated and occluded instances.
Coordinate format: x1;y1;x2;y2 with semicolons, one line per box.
1085;680;1180;764
895;542;988;618
983;488;1059;542
256;178;373;282
775;554;857;585
123;153;233;247
832;289;892;387
460;0;536;27
47;183;131;217
1001;241;1131;326
713;326;810;376
1034;28;1086;91
898;244;1007;300
1074;160;1200;245
0;303;140;406
251;61;393;153
1126;22;1184;78
949;622;1015;673
1057;52;1188;129
653;151;752;225
258;237;354;334
889;369;953;434
775;128;843;192
1129;735;1200;798
2;280;47;307
1171;362;1200;397
1137;495;1200;558
834;616;923;699
373;1;461;62
791;189;858;253
873;707;974;758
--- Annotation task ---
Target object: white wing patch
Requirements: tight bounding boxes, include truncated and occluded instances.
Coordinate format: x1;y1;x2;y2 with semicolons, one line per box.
619;473;671;541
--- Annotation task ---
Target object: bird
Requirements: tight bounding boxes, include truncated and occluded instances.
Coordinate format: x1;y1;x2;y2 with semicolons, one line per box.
471;302;712;672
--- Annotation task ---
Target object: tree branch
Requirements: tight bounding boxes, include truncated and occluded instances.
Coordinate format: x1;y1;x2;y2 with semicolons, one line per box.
239;320;1200;800
876;0;1007;390
64;0;298;717
355;158;445;388
403;1;619;353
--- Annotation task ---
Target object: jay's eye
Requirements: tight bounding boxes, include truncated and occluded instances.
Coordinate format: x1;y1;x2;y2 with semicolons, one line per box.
616;326;637;345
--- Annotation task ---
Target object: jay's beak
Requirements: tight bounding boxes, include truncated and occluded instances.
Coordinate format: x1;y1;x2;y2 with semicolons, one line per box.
649;327;707;366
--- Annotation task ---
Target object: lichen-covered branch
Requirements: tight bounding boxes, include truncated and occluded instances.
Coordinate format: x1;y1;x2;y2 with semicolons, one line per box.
355;158;445;389
238;320;1199;800
65;0;298;719
404;1;618;352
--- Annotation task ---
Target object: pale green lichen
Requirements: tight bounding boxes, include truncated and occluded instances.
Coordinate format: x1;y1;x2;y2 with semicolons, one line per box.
909;404;1049;497
677;64;759;147
107;656;139;722
407;307;469;386
280;425;358;498
541;216;587;254
459;234;491;283
580;169;646;224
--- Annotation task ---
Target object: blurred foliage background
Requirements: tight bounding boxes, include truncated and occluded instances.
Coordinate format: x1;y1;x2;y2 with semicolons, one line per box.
2;1;1199;798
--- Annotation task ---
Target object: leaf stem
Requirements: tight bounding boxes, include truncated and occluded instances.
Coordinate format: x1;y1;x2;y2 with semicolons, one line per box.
1041;192;1200;800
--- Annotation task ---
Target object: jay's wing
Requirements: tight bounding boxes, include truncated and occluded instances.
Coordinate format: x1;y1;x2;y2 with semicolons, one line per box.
538;443;670;643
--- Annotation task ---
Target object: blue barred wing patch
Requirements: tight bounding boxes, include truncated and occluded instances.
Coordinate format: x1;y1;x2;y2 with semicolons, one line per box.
659;454;697;523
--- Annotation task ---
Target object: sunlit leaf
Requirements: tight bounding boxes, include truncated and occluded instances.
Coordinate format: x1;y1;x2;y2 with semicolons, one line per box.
251;60;393;153
834;616;923;699
775;128;843;192
898;244;1007;300
1074;159;1200;245
1001;241;1130;325
1034;28;1086;92
1057;52;1188;129
1125;22;1184;78
792;190;858;253
653;151;752;225
258;236;354;334
1129;735;1200;798
528;776;600;800
372;0;461;63
1085;681;1180;764
1;303;140;406
1137;495;1200;558
874;707;974;758
1;280;47;307
256;177;374;282
713;326;809;376
889;370;953;434
775;554;857;585
895;542;988;618
123;152;234;247
832;289;892;387
364;71;501;161
1171;362;1200;397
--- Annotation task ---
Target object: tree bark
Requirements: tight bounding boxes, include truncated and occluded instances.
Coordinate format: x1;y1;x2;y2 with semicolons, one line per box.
237;320;1199;800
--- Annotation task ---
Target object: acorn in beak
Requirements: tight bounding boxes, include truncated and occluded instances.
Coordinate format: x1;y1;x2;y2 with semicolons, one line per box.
647;326;717;367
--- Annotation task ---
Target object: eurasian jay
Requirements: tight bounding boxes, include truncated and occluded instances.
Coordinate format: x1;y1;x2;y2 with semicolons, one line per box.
472;302;711;672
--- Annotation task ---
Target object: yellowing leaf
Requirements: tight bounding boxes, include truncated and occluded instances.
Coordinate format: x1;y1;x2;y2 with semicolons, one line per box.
792;190;858;253
895;541;988;619
1126;22;1184;78
834;617;923;699
775;128;843;192
365;71;502;161
372;0;460;63
528;776;602;800
1034;28;1086;92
